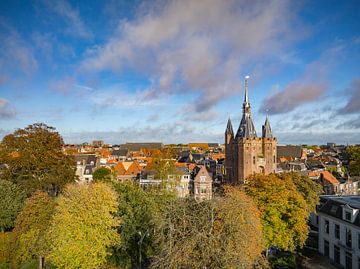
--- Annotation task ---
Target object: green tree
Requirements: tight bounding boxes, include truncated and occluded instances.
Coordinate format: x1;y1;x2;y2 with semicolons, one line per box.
0;180;26;232
13;191;55;269
152;187;264;269
347;145;360;176
0;123;76;196
48;183;119;269
92;167;112;182
109;182;176;268
280;172;322;214
152;150;178;181
246;173;309;252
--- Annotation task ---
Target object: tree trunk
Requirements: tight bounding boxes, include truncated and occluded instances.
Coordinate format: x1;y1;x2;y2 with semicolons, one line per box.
38;256;44;269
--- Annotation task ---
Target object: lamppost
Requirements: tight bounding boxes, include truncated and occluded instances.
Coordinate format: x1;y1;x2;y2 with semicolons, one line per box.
138;230;149;269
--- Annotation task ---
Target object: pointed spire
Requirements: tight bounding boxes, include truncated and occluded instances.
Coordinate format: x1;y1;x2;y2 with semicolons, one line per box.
244;75;249;103
226;118;234;135
262;114;273;138
236;75;257;138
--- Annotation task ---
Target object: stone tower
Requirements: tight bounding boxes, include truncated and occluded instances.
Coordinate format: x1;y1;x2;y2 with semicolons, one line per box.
225;76;277;183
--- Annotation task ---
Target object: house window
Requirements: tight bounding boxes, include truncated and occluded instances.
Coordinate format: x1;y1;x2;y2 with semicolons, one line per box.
334;245;340;264
325;220;329;234
346;211;352;222
358;233;360;249
346;228;352;248
324;240;329;257
200;176;206;182
335;224;340;239
346;251;352;269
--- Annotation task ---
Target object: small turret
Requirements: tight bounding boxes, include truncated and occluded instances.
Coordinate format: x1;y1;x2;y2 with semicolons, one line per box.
262;115;273;138
225;118;234;144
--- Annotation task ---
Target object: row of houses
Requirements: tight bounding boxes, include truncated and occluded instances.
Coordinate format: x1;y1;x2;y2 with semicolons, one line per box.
73;149;214;201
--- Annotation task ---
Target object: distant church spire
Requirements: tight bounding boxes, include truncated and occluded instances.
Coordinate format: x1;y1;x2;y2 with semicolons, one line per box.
236;76;257;138
262;114;273;138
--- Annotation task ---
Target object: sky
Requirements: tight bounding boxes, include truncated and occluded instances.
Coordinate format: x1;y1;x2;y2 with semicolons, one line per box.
0;0;359;145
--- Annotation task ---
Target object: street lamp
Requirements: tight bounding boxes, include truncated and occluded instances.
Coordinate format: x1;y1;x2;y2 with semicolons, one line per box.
138;230;149;268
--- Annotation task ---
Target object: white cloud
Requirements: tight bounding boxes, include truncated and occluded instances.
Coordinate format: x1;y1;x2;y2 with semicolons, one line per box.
80;0;301;112
0;98;16;119
260;42;346;114
42;0;93;39
0;25;38;76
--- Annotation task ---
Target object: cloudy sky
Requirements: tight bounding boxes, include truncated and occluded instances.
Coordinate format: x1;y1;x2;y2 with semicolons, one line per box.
0;0;359;145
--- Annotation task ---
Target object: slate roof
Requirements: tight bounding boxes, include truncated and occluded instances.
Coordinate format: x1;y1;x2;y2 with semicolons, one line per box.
262;116;273;138
236;114;257;138
74;154;97;166
120;143;163;151
277;145;302;159
84;165;95;175
111;149;129;157
306;159;326;170
319;196;360;227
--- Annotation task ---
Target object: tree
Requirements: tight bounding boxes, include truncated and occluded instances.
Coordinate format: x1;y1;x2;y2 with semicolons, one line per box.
347;145;360;176
13;191;55;269
92;167;112;182
109;182;176;268
245;173;309;252
150;150;180;190
0;123;76;196
280;172;322;214
151;188;264;269
0;180;26;232
47;183;119;269
0;231;15;268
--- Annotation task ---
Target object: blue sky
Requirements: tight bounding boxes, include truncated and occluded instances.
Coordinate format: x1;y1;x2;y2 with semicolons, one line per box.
0;0;359;145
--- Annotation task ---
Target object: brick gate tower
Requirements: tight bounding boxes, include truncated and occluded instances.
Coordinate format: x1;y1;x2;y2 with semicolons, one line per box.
225;76;277;183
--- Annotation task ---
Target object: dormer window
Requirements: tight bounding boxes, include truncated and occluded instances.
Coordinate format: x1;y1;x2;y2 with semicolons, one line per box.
345;211;352;221
342;205;358;223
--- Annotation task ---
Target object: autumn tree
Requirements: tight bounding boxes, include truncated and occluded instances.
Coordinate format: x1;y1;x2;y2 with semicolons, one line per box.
0;180;26;232
47;183;119;269
279;172;322;214
0;123;76;195
13;191;55;269
245;173;309;252
347;145;360;176
109;182;176;268
151;188;264;269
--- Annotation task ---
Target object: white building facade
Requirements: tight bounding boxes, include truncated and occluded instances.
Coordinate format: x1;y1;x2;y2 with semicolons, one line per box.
318;196;360;269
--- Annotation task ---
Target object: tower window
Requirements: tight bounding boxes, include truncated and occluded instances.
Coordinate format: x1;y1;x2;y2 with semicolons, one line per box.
253;156;256;165
273;156;276;163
